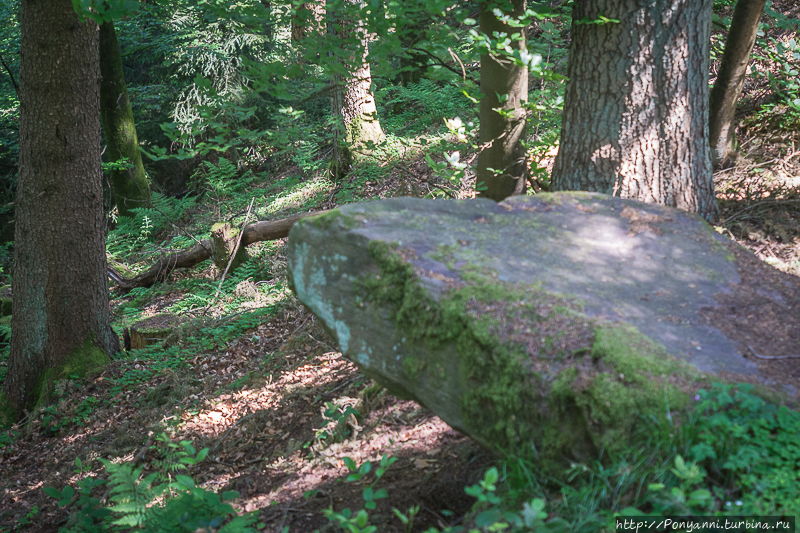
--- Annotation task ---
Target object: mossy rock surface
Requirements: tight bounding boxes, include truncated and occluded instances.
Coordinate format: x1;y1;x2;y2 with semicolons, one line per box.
287;194;798;464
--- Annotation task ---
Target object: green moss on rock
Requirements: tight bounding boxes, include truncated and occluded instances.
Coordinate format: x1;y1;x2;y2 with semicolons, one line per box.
358;242;703;468
310;209;362;231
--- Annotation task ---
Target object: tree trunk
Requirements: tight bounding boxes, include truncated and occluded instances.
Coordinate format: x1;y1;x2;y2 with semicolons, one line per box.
99;20;152;218
552;0;716;221
329;0;384;180
3;0;119;418
291;2;325;43
708;0;767;168
260;0;274;42
476;0;529;201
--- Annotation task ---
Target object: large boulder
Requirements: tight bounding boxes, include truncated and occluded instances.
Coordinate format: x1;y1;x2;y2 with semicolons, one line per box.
287;193;800;463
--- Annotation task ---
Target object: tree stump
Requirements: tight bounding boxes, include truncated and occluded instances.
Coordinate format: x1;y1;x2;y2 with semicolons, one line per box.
123;314;186;351
210;222;249;273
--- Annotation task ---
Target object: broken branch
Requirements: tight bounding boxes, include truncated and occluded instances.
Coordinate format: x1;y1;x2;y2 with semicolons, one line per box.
108;209;329;290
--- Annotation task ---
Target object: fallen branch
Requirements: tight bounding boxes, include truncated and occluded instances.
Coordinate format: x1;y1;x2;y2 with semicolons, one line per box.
108;210;329;290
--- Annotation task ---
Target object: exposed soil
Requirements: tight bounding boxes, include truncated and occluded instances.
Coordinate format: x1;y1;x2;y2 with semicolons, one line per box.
0;306;490;533
701;241;800;396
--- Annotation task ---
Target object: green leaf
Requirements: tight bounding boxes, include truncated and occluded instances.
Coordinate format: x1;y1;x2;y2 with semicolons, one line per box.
355;509;370;527
175;475;195;489
42;487;63;499
343;457;357;471
221;490;240;501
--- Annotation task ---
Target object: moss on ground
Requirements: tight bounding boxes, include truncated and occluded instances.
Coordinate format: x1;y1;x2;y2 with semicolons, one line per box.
32;336;110;411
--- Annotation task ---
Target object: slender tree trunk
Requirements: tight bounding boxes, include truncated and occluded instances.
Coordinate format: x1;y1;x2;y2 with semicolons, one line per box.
3;0;118;418
552;0;716;220
260;0;273;41
477;0;529;201
99;20;151;218
328;0;384;179
708;0;767;168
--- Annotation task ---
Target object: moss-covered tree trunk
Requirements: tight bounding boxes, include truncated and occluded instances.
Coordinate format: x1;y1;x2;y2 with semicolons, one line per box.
329;0;384;180
99;20;151;218
552;0;716;221
708;0;767;168
2;0;119;420
476;0;529;201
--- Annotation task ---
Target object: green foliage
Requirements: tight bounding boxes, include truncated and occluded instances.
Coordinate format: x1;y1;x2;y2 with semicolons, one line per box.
189;157;258;200
107;191;197;256
0;0;19;202
740;5;800;129
313;401;362;446
320;454;398;533
685;383;800;517
43;437;258;533
379;80;475;135
448;384;800;533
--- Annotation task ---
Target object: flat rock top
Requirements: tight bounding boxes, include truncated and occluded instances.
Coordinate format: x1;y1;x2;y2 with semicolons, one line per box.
329;193;799;395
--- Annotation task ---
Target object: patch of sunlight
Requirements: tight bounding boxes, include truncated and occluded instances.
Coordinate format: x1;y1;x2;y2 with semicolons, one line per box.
263;175;334;215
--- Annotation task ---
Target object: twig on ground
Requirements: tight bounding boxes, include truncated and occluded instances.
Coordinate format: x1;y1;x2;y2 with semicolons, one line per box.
748;345;800;360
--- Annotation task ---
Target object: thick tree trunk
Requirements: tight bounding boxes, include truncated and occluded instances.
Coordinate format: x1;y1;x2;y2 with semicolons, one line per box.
291;2;325;43
4;0;118;417
708;0;767;168
329;0;384;180
99;20;152;218
476;0;529;201
552;0;716;220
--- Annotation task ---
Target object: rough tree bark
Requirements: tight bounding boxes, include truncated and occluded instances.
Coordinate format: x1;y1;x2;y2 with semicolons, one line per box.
100;20;152;218
477;0;529;201
708;0;767;168
2;0;119;419
291;2;325;43
552;0;716;220
328;0;384;180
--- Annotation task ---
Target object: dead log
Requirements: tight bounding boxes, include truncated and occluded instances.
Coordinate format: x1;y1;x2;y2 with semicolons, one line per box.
108;210;329;290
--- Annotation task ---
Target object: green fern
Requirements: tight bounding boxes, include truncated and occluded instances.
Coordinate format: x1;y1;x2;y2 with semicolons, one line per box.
379;79;473;133
44;436;258;532
100;460;164;528
190;157;257;199
107;192;197;257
